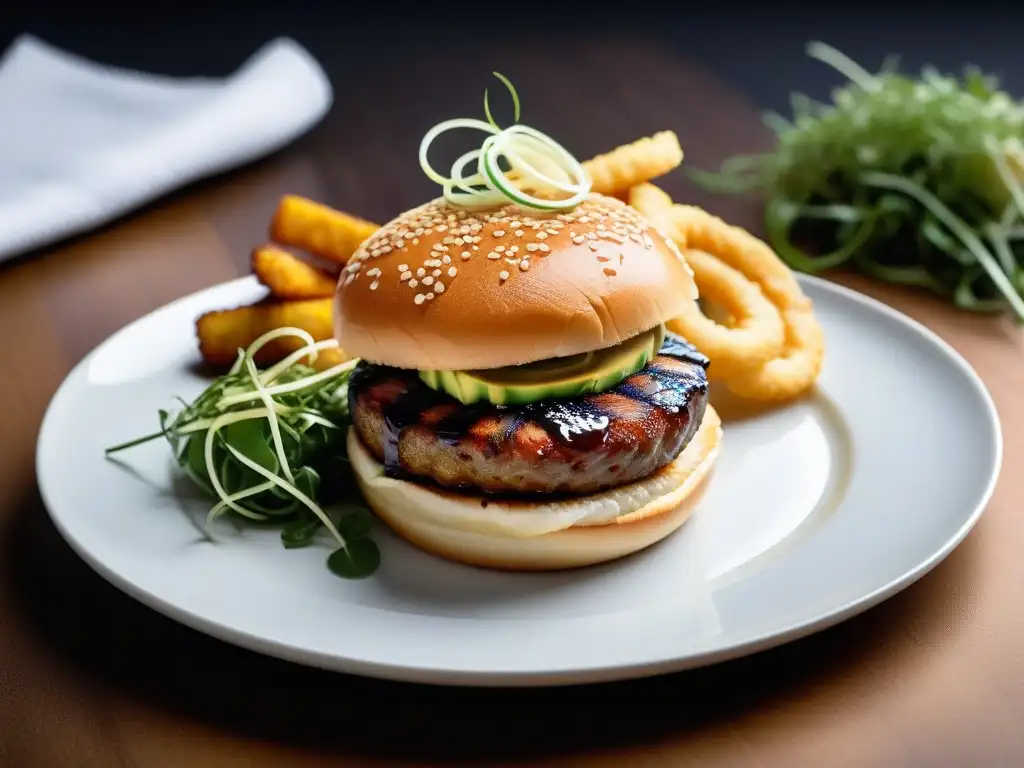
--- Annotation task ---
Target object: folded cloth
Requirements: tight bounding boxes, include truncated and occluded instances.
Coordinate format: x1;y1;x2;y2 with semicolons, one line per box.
0;34;333;262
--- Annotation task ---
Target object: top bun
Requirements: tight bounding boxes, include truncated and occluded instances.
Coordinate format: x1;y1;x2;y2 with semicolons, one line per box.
332;193;697;371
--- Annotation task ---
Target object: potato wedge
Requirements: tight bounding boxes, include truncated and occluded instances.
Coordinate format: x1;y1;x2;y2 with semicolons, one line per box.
195;298;341;369
252;245;338;300
269;195;379;265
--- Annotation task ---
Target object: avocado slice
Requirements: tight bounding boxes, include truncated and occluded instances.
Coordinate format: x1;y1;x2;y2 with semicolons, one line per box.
419;324;665;405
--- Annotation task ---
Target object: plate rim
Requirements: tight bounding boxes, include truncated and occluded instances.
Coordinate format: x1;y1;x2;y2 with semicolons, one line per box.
34;273;1004;687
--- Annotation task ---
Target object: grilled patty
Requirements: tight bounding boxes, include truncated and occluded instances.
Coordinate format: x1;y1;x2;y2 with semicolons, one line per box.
347;334;711;496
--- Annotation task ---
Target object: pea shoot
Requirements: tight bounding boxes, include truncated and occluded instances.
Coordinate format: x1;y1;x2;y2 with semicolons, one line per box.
105;327;381;580
691;41;1024;320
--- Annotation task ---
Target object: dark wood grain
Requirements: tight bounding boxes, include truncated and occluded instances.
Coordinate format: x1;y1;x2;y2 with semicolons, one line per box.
2;38;1022;768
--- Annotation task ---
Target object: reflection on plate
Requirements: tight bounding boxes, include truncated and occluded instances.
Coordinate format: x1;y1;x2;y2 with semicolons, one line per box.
36;275;1000;686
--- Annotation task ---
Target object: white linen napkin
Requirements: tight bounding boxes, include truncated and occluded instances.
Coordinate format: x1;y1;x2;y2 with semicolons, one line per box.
0;34;333;261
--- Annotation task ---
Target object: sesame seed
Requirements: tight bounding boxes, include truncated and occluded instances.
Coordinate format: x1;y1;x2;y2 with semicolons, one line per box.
398;263;409;272
509;221;521;228
495;245;506;253
370;280;380;290
442;254;452;264
508;246;519;254
432;269;442;277
395;239;406;249
604;268;617;277
597;255;610;262
414;294;426;305
572;235;585;244
422;276;435;286
381;246;393;254
432;244;444;252
343;274;355;286
578;216;591;224
514;229;525;237
536;232;548;240
417;267;426;277
588;242;599;251
505;257;519;265
412;238;419;245
453;237;464;246
371;248;381;257
538;243;550;253
448;266;458;277
472;245;479;251
400;270;412;281
488;252;501;260
367;267;381;277
437;224;448;232
426;292;436;300
435;282;445;293
409;279;419;288
461;251;471;260
493;230;505;237
442;236;454;245
499;270;510;281
526;243;539;252
520;260;530;271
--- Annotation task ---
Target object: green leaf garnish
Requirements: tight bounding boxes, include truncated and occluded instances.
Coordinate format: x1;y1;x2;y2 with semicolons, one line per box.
691;40;1024;321
327;538;381;580
337;506;373;541
105;328;381;579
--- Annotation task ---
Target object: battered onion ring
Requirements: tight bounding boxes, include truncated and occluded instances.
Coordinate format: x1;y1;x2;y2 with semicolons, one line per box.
667;249;786;378
668;204;824;401
721;304;825;401
629;184;785;376
670;204;810;311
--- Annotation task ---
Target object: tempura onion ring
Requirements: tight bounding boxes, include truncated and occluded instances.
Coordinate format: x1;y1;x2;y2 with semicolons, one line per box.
629;184;786;377
667;249;786;378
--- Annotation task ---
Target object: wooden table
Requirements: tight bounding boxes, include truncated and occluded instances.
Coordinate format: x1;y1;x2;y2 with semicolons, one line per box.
2;39;1021;767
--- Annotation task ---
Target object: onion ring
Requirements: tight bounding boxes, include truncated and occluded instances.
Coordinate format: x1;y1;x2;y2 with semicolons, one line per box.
666;249;786;378
629;184;786;376
719;303;825;401
629;184;824;401
671;204;811;311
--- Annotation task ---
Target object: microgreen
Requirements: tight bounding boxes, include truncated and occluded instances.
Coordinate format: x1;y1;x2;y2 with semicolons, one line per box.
105;328;381;579
691;40;1024;319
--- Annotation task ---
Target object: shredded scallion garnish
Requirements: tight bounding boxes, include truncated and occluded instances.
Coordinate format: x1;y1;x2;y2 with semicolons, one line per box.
105;328;380;579
419;72;591;210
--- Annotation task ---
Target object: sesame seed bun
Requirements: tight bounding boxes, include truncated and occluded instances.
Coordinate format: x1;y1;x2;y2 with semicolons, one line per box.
332;193;698;371
346;406;721;571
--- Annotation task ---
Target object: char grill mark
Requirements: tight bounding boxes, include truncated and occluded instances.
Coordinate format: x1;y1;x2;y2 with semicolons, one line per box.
348;334;710;496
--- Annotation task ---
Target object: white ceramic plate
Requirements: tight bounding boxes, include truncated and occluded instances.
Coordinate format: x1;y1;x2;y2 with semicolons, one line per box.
36;275;1001;686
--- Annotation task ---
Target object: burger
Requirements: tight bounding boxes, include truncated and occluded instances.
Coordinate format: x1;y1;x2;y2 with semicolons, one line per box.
333;192;721;570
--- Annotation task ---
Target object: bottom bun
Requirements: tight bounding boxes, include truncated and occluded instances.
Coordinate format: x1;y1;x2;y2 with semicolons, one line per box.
347;405;722;571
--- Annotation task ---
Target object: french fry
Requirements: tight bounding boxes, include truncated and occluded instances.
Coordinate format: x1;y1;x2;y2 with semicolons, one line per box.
195;298;342;369
582;131;684;198
269;195;379;265
252;245;338;300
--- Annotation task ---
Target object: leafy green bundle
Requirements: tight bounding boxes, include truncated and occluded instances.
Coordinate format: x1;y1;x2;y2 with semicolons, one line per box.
692;41;1024;319
106;327;380;579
